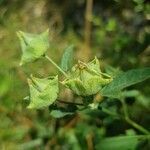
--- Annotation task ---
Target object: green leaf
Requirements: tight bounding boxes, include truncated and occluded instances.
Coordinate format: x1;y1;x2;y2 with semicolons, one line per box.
100;68;150;98
19;139;43;149
60;45;74;72
50;110;73;118
27;75;59;109
17;29;49;65
95;135;150;150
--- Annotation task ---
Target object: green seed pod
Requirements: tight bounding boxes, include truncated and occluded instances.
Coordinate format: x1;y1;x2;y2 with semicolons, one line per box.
27;75;58;109
17;29;49;65
62;57;112;96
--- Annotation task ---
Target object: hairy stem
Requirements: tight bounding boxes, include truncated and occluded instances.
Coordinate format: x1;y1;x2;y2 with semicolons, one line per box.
45;55;68;77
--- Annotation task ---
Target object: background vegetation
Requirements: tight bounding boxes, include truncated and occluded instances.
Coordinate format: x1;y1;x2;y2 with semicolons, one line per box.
0;0;149;149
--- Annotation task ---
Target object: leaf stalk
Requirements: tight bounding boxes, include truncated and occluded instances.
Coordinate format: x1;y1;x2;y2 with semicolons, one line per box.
45;55;68;77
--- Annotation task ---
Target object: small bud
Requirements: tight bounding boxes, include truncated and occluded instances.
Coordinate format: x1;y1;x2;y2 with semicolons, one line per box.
62;57;112;96
17;29;49;65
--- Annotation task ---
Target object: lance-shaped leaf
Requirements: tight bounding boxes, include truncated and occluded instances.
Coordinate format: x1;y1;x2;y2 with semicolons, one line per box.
60;45;74;72
62;57;112;96
100;68;150;98
17;29;49;65
50;110;74;118
95;135;150;150
27;75;59;109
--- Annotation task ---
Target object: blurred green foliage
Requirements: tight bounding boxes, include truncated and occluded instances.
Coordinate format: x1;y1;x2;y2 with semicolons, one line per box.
0;0;150;149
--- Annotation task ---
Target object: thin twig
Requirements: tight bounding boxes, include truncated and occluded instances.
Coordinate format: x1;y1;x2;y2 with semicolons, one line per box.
84;0;93;47
101;100;150;135
57;100;84;106
121;99;150;135
86;132;94;150
83;0;93;60
102;107;120;119
45;55;68;77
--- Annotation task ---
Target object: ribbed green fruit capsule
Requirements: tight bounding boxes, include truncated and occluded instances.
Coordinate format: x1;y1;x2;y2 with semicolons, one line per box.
17;29;49;65
62;57;112;96
27;75;58;109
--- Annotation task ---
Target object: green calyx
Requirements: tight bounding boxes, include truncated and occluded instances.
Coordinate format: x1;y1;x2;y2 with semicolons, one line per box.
62;57;113;96
27;75;59;109
17;29;49;65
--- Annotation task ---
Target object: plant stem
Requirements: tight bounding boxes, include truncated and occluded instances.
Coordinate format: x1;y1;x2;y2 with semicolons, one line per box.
121;99;128;119
102;107;120;118
83;0;93;60
121;99;150;135
126;117;150;135
57;100;83;106
45;55;68;77
102;105;150;135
